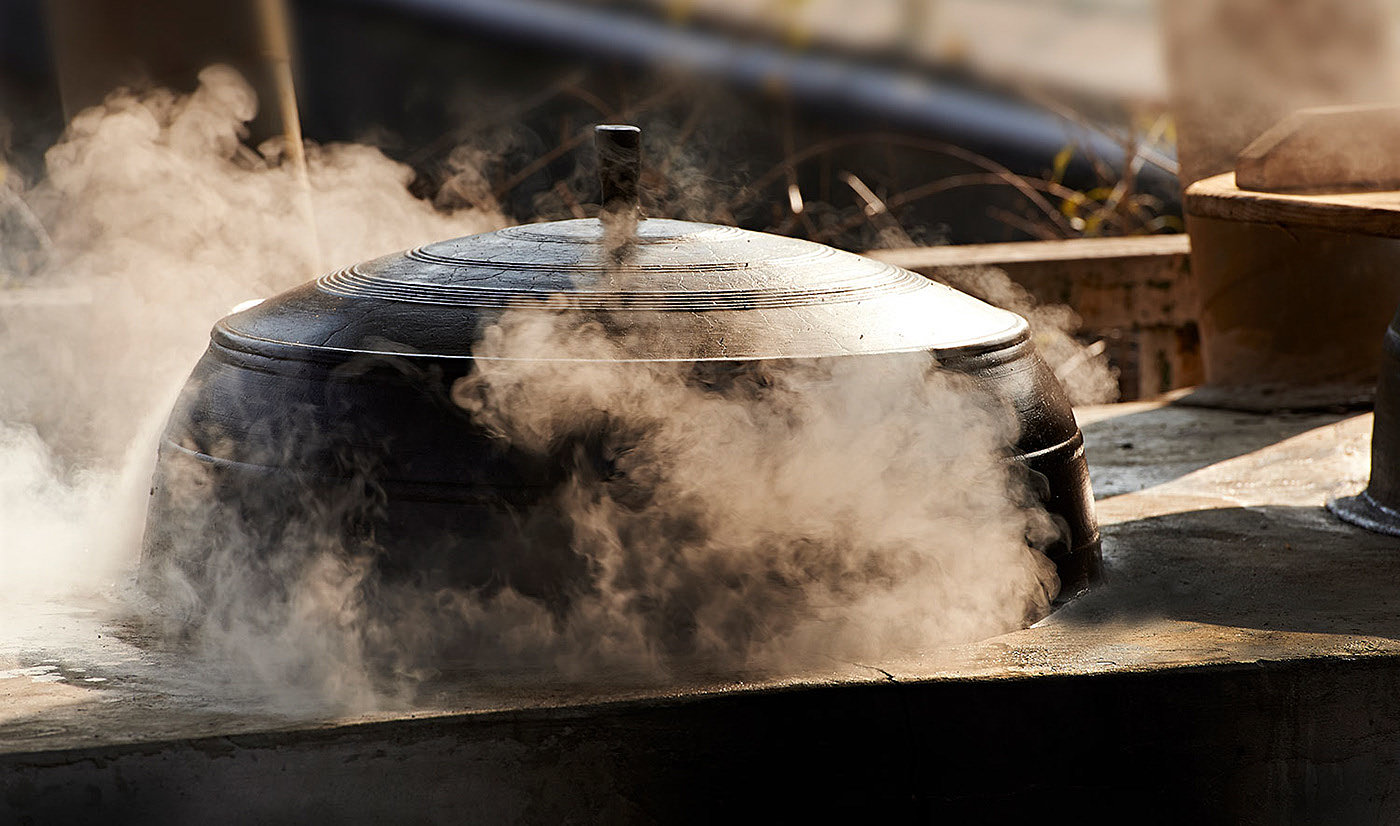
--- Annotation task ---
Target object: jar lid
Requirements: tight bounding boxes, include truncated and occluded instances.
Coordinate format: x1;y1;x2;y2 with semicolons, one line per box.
214;126;1026;364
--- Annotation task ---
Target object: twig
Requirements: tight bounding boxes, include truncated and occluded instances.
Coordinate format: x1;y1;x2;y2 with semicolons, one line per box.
731;131;1076;237
0;184;55;257
986;207;1061;241
561;84;620;121
656;98;709;182
553;180;587;219
841;171;886;217
405;69;589;166
838;171;912;246
493;128;593;200
814;172;1080;243
492;83;682;203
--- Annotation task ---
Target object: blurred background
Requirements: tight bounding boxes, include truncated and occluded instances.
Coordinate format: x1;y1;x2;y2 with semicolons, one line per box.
8;0;1400;402
0;0;1184;252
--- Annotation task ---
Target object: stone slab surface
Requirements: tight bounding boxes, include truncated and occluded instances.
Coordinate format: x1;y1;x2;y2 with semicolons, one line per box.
5;395;1400;822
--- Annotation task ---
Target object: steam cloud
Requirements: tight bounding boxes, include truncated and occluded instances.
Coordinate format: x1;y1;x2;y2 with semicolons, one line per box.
0;68;498;617
445;312;1061;671
933;265;1119;406
4;67;1062;711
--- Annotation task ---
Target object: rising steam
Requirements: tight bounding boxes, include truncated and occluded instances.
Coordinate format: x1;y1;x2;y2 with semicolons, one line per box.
0;66;500;601
4;67;1062;711
445;311;1061;671
932;264;1119;406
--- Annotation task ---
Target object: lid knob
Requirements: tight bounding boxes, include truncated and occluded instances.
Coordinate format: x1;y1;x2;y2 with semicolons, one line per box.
595;124;642;218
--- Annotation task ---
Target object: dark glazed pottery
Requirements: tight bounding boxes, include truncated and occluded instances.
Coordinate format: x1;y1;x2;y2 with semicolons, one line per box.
141;128;1101;607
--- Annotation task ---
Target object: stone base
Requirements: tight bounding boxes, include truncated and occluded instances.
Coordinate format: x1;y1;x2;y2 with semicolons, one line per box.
4;399;1399;823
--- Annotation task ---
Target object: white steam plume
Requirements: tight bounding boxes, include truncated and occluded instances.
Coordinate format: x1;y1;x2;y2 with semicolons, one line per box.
4;66;1062;711
441;311;1062;673
932;264;1119;406
0;66;501;605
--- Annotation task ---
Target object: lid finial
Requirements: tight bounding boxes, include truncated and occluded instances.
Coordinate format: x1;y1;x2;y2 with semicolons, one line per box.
595;124;642;219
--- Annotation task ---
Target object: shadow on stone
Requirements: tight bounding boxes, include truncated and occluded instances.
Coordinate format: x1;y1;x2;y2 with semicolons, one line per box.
1078;504;1400;639
1079;403;1354;498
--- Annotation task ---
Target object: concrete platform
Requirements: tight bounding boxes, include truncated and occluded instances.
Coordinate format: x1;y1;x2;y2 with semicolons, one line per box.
5;396;1400;823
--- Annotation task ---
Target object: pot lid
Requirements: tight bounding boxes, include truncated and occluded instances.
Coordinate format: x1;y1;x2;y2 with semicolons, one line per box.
214;127;1027;364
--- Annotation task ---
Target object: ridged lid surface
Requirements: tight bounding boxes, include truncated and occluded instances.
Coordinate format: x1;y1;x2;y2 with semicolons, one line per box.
216;218;1026;362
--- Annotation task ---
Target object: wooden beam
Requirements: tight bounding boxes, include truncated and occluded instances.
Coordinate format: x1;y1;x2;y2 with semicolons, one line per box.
869;235;1199;400
869;235;1194;329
